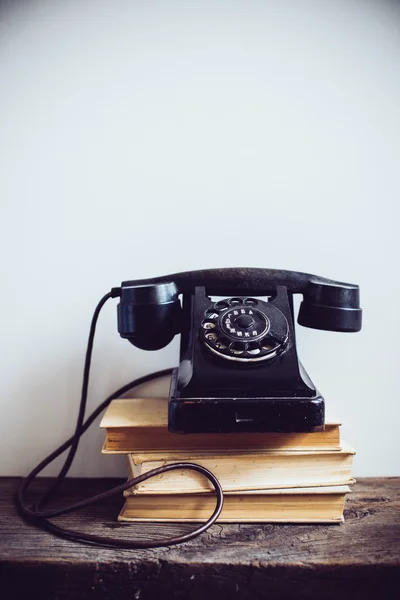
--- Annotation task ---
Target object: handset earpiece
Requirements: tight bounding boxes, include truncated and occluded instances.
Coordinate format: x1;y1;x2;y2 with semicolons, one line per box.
117;282;181;350
298;280;362;332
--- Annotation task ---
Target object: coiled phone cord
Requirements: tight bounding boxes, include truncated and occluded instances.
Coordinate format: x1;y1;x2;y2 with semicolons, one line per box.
16;291;224;549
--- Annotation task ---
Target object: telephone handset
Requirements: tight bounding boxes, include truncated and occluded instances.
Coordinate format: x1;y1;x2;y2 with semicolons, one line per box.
118;268;362;434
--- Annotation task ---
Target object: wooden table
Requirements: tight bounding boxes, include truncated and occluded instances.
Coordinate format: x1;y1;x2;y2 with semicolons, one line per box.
1;477;399;599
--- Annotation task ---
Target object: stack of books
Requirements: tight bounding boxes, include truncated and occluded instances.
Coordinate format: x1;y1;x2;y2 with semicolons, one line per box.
100;377;355;524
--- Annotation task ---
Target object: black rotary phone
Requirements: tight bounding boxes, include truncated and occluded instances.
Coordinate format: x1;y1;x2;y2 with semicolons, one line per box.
18;267;362;549
117;268;362;435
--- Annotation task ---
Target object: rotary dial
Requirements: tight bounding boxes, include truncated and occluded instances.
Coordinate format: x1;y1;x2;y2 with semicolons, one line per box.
200;297;289;363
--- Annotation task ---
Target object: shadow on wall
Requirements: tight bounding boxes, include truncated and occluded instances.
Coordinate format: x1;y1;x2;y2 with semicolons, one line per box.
7;357;131;479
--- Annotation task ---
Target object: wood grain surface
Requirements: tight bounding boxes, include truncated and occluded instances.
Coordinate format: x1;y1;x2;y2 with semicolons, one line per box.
1;477;399;599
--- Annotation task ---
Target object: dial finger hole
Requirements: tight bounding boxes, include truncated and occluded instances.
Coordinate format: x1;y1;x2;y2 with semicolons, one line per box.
261;340;276;351
229;342;244;355
215;301;229;311
247;342;261;355
244;298;258;306
205;331;218;342
202;321;216;329
215;336;228;350
205;309;219;320
229;298;242;305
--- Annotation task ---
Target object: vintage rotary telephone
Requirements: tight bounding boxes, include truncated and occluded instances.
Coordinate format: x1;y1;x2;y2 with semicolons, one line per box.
118;268;362;435
18;268;361;549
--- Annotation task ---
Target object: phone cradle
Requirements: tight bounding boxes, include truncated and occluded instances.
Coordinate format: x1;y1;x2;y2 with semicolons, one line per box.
168;286;324;434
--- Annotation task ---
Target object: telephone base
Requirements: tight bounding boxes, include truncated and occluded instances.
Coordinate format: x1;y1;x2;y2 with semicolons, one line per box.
168;395;325;434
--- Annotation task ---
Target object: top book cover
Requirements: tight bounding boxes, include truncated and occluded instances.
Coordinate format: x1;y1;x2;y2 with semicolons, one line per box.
100;391;342;453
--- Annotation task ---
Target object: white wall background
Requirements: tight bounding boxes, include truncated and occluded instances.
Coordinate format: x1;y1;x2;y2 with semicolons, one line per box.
1;0;399;478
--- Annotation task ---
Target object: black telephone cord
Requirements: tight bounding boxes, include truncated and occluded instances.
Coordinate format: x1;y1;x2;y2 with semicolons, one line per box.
16;291;224;549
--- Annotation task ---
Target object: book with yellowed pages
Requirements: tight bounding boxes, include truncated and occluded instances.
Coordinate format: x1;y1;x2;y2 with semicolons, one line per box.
118;485;350;523
125;444;355;494
100;397;342;453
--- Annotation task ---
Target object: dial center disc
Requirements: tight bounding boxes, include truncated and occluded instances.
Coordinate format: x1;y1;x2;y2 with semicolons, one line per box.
235;314;254;328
